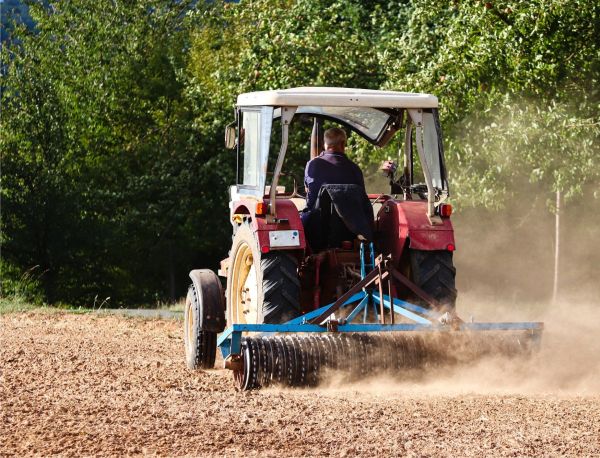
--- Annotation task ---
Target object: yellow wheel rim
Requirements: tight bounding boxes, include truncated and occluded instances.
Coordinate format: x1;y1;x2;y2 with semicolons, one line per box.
229;241;259;325
185;289;195;355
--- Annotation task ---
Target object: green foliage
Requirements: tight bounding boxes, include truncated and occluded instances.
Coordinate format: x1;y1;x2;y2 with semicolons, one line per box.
1;1;233;305
2;0;598;305
187;0;390;173
449;91;600;208
378;0;600;206
0;261;45;304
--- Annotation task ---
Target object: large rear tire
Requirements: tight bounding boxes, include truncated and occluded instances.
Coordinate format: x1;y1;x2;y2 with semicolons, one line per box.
227;223;301;325
409;249;457;310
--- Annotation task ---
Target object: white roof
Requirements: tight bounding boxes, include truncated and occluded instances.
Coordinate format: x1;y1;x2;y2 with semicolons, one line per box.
236;87;438;108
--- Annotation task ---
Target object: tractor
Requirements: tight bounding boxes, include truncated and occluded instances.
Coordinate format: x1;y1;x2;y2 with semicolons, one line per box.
183;87;542;390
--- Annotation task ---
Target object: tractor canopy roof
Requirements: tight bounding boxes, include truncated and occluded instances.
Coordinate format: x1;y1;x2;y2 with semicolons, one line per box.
236;87;438;109
237;87;438;146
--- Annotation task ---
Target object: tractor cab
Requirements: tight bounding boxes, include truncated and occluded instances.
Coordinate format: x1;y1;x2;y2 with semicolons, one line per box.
226;87;450;224
219;87;456;326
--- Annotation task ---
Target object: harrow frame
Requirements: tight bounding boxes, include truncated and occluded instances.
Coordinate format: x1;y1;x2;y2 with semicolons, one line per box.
218;243;543;360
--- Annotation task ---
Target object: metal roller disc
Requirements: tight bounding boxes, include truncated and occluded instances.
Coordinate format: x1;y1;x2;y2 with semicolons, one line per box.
273;336;287;385
283;336;298;386
385;334;398;372
343;334;356;375
360;333;373;377
347;334;361;378
330;334;346;373
301;336;313;386
321;335;334;369
262;336;276;386
289;335;306;386
248;338;261;389
299;336;312;387
234;339;255;391
311;336;324;386
257;336;270;388
321;335;336;370
378;334;388;372
304;336;320;387
411;334;427;368
357;334;371;377
386;334;398;371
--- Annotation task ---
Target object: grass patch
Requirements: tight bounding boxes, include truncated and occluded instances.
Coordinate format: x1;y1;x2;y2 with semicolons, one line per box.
0;296;95;315
0;292;185;317
164;301;185;313
0;296;40;315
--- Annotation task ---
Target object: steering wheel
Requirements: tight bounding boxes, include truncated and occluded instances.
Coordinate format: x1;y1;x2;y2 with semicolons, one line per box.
409;183;436;200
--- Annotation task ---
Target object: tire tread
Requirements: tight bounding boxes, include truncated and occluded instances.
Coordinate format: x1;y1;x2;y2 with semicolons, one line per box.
409;250;457;310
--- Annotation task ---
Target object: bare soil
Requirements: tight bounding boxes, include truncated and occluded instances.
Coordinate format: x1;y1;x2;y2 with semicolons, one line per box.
1;312;599;457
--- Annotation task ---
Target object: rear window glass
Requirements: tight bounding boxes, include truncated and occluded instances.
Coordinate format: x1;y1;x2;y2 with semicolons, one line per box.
295;106;390;140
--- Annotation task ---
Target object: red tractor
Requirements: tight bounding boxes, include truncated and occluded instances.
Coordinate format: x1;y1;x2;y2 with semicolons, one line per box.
183;88;541;388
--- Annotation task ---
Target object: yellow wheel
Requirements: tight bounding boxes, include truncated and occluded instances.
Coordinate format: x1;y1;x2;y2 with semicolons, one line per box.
226;223;301;325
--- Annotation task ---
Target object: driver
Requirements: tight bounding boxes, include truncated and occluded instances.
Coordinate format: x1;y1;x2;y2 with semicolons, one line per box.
302;127;365;213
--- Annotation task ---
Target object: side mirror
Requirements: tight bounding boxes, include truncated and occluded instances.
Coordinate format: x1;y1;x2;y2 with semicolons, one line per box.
224;123;237;149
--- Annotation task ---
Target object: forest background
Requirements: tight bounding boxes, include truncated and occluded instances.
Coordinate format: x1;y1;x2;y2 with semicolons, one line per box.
1;0;599;307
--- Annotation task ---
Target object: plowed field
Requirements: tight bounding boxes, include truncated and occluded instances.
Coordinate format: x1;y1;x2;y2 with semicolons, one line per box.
1;312;599;457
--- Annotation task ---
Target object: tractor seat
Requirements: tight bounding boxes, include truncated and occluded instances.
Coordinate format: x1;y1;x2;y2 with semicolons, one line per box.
290;197;307;211
304;184;373;251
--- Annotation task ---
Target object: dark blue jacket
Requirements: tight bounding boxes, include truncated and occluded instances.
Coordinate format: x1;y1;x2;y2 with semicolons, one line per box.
304;151;365;210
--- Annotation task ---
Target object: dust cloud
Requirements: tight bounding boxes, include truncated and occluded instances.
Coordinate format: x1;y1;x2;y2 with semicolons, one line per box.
316;298;600;397
317;190;600;396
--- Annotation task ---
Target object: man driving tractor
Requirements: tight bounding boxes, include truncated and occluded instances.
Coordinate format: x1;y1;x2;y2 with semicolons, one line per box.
303;127;366;211
301;127;371;250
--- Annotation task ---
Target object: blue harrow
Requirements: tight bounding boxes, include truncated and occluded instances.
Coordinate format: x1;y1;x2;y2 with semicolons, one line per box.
219;244;544;390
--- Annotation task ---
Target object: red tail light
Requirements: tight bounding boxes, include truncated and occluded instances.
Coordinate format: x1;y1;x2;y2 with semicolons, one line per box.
439;203;453;217
261;245;270;254
447;243;455;252
256;201;267;216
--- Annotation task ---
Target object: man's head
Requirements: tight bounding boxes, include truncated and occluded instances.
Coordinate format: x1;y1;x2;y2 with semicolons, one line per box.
323;127;347;153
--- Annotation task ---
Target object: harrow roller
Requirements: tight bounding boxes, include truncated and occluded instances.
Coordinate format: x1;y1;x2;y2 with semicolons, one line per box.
231;329;539;390
233;333;434;390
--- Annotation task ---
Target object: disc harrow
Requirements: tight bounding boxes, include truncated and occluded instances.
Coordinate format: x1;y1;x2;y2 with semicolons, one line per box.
233;329;539;390
215;247;543;391
234;332;453;390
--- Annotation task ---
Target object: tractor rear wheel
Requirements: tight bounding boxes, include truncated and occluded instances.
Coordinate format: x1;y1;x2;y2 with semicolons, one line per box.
227;223;301;325
409;249;457;310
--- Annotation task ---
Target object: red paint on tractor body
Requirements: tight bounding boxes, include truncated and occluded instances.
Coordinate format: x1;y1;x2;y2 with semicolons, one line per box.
231;199;306;254
376;199;455;261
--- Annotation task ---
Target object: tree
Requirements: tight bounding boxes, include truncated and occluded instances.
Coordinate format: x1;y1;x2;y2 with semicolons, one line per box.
378;1;599;300
1;1;233;305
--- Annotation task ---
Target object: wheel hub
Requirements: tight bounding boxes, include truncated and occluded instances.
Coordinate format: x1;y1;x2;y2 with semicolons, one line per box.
230;241;259;325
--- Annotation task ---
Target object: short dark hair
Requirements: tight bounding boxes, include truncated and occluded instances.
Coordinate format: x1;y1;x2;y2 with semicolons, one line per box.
324;127;347;149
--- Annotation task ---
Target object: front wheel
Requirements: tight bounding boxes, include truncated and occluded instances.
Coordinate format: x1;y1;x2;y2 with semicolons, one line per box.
184;271;223;370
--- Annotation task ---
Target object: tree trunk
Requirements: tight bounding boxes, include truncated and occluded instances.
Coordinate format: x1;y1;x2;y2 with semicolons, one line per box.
552;190;561;304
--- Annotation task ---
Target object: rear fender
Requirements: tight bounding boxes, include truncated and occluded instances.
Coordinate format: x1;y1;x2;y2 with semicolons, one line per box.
230;198;306;254
376;200;455;261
